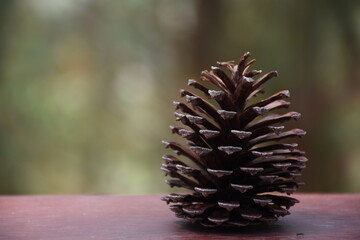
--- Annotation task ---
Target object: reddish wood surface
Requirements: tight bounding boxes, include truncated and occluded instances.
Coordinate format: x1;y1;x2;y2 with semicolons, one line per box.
0;194;359;239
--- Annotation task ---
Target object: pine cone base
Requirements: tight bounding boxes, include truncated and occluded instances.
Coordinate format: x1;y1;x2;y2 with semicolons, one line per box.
161;52;307;227
162;192;299;227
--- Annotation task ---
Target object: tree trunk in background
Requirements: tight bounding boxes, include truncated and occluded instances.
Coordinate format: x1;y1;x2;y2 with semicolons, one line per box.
178;0;224;77
331;0;360;93
0;0;16;193
193;0;223;71
0;0;13;78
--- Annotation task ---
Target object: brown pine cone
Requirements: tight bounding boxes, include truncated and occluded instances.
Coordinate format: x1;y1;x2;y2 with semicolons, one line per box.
161;52;307;227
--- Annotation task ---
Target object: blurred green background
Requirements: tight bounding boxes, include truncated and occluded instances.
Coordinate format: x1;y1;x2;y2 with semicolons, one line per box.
0;0;359;194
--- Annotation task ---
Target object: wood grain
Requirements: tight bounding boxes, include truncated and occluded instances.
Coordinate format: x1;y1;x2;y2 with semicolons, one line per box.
0;194;359;239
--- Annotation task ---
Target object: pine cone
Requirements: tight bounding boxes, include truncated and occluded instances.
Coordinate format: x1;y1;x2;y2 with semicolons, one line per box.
161;52;307;227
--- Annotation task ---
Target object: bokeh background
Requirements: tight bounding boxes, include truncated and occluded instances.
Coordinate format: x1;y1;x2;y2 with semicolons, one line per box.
0;0;359;194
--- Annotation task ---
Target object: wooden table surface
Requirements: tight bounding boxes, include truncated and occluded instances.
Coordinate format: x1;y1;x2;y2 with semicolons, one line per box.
0;194;359;240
